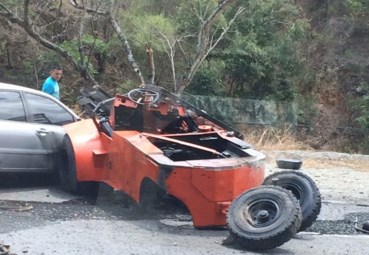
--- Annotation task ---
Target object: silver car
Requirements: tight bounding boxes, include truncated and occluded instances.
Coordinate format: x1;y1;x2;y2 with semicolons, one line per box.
0;82;80;173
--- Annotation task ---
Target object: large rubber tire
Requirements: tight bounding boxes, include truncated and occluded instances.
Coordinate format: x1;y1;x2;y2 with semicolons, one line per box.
58;136;98;197
263;171;321;231
227;186;302;251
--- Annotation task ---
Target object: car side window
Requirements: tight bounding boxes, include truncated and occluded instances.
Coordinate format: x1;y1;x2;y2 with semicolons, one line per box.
0;91;26;121
24;93;74;125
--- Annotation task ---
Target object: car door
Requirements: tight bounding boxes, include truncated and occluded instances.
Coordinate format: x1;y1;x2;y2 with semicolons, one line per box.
21;92;76;171
0;90;55;172
0;90;74;173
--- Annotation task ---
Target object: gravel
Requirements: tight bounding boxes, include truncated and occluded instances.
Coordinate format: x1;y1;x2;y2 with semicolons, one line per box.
264;150;369;236
1;150;369;254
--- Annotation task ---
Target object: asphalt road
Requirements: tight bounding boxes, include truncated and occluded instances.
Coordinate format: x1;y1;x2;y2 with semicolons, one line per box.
0;154;369;255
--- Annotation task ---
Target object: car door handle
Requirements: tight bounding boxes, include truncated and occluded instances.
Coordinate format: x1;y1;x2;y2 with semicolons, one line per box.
36;128;49;136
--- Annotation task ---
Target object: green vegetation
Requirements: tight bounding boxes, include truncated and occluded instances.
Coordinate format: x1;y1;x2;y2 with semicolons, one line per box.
220;0;309;101
0;0;310;99
118;0;309;101
1;0;369;152
345;0;369;16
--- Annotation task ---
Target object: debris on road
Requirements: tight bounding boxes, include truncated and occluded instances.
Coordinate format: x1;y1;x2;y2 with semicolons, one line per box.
0;202;33;212
354;217;369;234
0;242;16;255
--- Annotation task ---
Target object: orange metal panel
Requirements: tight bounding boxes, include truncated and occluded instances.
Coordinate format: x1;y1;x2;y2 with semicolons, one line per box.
65;120;162;202
102;132;161;202
64;119;109;181
166;165;265;227
191;165;265;201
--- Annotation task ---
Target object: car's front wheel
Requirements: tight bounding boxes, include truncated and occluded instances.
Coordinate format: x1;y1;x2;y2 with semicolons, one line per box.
58;136;98;197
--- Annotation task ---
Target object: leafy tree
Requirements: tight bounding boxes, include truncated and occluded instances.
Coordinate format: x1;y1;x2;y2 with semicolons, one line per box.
68;0;238;94
186;59;225;95
219;0;310;101
1;0;309;101
345;0;369;16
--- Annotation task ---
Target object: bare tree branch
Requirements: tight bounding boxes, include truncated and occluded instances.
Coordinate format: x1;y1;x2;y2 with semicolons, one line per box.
34;62;39;89
176;0;237;95
69;0;107;15
0;3;13;15
191;2;203;23
108;13;146;85
107;0;145;84
84;0;105;74
24;0;30;25
69;0;146;85
159;33;195;91
58;0;63;12
177;37;192;68
208;7;244;52
0;2;98;85
146;46;155;85
32;1;54;28
203;0;213;19
77;1;87;69
160;32;177;90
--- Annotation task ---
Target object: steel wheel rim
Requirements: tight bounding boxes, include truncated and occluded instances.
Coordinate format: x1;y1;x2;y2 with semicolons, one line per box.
245;199;281;228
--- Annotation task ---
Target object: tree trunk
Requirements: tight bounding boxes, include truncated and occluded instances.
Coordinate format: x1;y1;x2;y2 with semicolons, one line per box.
146;46;155;85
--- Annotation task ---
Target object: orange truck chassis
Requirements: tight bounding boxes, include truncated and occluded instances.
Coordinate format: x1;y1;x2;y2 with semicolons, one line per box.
65;117;265;227
59;86;317;251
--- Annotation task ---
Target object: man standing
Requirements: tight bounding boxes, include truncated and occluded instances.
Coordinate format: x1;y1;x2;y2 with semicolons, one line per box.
41;65;63;100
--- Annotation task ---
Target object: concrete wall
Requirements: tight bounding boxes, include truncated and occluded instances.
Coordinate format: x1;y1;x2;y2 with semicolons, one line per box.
184;94;297;126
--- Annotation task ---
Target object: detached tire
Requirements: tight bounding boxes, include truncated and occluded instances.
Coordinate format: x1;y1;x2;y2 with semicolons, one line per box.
58;136;98;197
263;171;321;231
227;186;302;251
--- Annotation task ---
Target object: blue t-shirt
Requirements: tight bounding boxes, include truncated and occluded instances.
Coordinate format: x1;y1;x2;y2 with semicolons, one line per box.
42;77;60;100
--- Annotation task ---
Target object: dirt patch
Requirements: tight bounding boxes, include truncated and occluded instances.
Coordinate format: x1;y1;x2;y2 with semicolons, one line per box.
264;150;369;173
303;158;369;173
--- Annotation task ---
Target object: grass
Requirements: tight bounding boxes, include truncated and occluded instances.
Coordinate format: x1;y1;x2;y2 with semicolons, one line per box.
241;125;311;151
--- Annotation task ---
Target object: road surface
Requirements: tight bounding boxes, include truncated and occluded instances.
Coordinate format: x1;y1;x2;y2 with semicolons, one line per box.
0;151;369;255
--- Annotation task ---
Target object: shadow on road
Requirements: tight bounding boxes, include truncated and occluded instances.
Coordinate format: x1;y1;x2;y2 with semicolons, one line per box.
0;173;58;189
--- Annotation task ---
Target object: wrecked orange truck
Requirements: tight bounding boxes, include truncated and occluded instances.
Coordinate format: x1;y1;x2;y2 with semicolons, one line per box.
59;85;320;251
